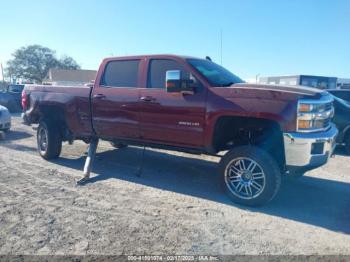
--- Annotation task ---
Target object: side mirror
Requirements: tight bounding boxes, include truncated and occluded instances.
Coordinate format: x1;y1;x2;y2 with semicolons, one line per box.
166;70;195;95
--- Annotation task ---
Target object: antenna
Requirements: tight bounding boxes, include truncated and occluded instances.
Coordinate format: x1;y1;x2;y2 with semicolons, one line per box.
220;29;223;65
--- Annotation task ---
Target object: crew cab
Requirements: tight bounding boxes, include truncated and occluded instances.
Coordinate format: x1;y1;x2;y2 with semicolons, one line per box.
22;55;338;206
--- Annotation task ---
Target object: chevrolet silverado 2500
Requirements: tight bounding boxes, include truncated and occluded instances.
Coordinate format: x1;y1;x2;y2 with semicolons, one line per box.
22;55;338;206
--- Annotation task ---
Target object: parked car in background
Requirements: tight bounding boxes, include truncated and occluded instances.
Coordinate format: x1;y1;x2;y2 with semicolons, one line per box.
0;105;11;132
326;89;350;154
7;84;24;111
0;84;24;112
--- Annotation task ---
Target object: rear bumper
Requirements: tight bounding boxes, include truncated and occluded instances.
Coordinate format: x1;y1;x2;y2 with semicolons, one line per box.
283;124;338;173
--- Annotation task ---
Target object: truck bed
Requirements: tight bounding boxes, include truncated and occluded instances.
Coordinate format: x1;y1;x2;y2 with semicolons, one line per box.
23;84;93;137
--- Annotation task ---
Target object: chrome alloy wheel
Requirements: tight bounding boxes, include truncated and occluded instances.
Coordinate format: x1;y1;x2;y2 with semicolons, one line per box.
224;157;266;200
38;127;48;152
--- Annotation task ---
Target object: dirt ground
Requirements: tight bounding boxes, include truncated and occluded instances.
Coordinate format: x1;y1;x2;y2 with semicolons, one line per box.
0;114;349;255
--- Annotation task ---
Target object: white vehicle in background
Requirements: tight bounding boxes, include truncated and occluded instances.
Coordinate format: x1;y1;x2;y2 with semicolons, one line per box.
0;105;11;132
337;78;350;89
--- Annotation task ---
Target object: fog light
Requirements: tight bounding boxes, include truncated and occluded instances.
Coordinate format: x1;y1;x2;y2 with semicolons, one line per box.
298;120;313;129
311;142;324;154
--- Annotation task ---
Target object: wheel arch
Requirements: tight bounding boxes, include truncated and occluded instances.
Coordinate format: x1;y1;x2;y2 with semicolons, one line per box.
210;115;286;171
342;125;350;141
38;104;71;141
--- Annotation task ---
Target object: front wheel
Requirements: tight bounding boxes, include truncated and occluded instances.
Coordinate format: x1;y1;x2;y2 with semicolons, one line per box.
37;120;62;160
219;146;281;207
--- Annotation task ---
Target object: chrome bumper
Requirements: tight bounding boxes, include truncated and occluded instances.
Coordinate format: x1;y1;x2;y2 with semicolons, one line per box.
283;124;338;171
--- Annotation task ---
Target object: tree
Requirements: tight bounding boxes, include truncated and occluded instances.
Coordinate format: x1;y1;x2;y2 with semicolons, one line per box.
6;45;80;83
58;56;80;70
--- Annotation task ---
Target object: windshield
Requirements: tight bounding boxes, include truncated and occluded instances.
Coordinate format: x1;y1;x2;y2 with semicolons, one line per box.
187;59;244;87
8;84;24;93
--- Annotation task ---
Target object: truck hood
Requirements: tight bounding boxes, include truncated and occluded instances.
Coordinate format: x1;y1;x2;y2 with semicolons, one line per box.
210;83;329;103
230;83;325;98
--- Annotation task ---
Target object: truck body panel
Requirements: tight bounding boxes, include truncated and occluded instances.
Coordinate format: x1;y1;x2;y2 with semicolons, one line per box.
22;54;335;161
21;54;339;206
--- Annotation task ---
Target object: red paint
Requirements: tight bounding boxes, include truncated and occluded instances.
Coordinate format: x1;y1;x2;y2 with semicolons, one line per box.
23;55;323;153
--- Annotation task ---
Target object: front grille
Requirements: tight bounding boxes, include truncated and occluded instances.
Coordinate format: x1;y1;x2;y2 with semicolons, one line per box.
323;118;330;128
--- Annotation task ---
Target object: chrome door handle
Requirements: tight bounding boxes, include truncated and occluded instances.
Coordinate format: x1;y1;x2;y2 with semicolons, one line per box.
140;96;155;102
93;94;106;99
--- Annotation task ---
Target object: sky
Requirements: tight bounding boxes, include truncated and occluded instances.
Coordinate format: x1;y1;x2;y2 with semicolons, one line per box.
0;0;349;81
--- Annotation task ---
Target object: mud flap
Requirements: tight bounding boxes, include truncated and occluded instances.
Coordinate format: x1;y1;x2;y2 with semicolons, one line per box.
77;138;99;184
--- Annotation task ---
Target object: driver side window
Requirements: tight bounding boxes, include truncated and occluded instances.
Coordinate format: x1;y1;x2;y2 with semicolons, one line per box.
147;59;196;89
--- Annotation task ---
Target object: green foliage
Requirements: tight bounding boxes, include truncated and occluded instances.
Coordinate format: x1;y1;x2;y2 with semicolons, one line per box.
6;45;80;83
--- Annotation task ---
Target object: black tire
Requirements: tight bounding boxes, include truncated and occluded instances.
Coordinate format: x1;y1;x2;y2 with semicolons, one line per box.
110;142;128;149
219;145;281;207
345;135;350;155
37;119;62;160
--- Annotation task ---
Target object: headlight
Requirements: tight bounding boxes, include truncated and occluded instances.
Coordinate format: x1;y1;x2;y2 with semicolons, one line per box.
297;97;334;132
299;103;314;112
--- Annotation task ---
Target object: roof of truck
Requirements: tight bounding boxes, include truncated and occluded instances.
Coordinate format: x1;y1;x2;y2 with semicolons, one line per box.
102;54;202;61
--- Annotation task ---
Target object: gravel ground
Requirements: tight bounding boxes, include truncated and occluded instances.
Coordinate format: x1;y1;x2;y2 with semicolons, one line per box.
0;114;349;255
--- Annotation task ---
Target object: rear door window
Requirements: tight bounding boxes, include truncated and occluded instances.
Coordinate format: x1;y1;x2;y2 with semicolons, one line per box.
101;60;140;88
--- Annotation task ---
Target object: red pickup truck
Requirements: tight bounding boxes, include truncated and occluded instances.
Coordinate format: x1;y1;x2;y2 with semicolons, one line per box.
22;55;338;206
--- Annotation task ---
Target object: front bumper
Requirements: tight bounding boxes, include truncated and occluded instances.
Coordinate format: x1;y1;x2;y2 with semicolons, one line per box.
283;123;338;173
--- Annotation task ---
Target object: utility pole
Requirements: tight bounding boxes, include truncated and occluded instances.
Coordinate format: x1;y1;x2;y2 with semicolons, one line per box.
256;74;260;84
0;62;4;82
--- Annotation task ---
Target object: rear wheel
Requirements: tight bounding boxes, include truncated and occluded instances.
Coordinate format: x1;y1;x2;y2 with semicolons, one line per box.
37;120;62;159
219;146;281;207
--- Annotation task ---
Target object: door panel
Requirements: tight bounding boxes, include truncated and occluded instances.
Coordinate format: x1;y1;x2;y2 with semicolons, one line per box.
139;89;206;147
91;59;141;139
92;87;140;139
139;58;207;147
